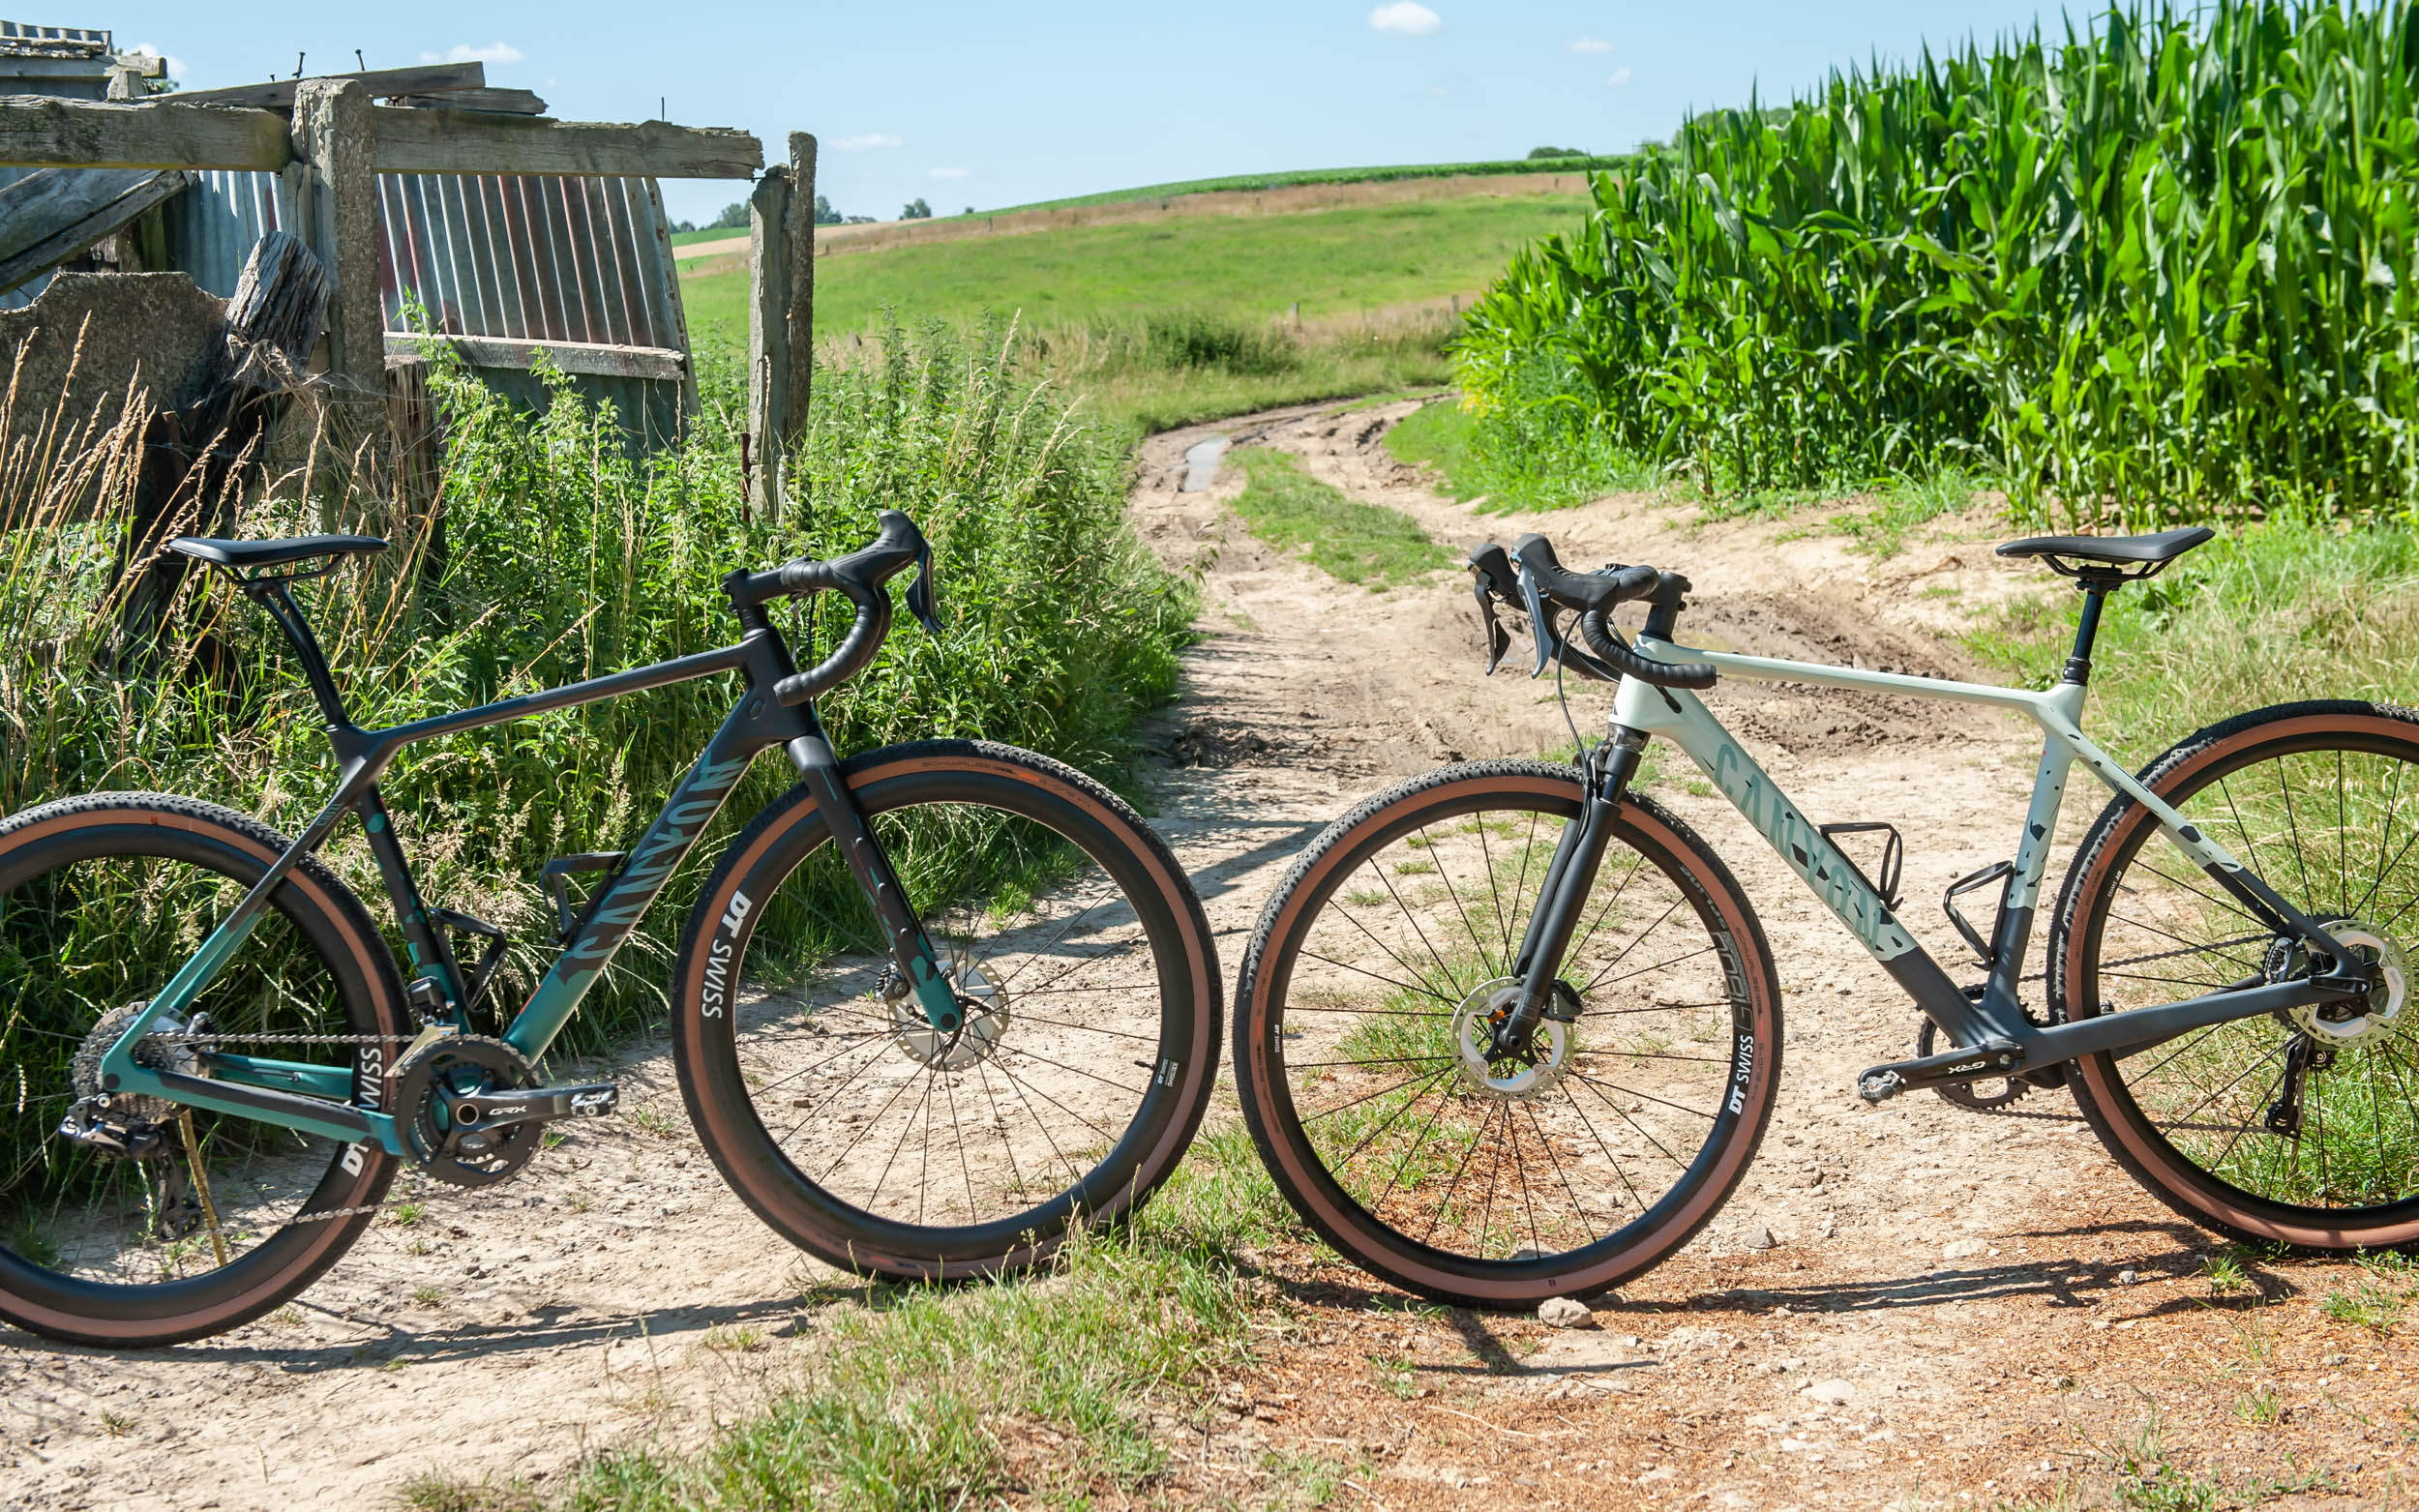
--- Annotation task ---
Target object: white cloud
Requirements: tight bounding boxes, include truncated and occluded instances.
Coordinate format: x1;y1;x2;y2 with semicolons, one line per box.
928;166;969;180
1608;67;1633;87
129;44;185;81
832;133;903;152
1368;3;1441;36
419;42;524;66
1566;38;1611;53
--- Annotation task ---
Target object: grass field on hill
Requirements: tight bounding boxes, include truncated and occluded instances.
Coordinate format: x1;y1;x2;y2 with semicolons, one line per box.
677;193;1587;347
983;155;1624;213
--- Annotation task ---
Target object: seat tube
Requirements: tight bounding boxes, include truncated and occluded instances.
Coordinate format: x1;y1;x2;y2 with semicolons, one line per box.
783;718;963;1035
354;787;460;1010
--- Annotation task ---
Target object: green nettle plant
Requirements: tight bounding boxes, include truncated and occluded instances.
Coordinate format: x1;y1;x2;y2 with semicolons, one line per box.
1458;0;2419;526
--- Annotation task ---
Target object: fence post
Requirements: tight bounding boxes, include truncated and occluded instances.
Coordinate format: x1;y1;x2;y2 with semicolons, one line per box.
746;162;792;522
784;132;816;458
288;79;385;442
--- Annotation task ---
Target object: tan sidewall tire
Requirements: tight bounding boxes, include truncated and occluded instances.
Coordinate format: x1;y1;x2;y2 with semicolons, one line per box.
2054;703;2419;1250
1235;760;1782;1307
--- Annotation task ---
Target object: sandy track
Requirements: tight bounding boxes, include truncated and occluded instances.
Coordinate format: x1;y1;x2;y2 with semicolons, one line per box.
5;399;2411;1510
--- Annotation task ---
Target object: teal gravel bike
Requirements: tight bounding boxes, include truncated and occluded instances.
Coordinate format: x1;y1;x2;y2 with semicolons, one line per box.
0;512;1219;1347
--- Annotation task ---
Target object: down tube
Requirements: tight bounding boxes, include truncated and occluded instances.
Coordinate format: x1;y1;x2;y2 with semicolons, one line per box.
1612;679;1985;1037
503;711;762;1061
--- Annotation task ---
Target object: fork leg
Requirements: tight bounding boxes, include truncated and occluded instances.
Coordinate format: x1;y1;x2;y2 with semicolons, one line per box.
1495;727;1650;1052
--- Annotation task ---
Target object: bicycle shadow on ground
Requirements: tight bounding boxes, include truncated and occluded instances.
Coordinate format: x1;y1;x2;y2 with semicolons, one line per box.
0;1293;806;1374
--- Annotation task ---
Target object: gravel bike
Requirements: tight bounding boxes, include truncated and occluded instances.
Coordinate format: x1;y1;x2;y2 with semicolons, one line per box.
1234;526;2419;1307
0;511;1219;1347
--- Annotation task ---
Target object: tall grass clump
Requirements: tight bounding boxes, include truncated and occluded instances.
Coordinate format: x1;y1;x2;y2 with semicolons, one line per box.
0;321;1189;1135
1459;1;2419;526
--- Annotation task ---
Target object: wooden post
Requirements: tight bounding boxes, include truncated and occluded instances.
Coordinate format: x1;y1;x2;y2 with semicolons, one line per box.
746;132;818;525
288;79;384;431
784;132;816;453
745;163;791;522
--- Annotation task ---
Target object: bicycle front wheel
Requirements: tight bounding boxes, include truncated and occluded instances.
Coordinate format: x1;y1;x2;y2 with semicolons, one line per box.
0;794;404;1347
672;741;1220;1281
1233;759;1781;1307
2053;700;2419;1250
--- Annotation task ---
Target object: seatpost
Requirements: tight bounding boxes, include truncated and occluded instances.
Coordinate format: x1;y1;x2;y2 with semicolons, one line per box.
246;579;355;731
2061;578;2114;686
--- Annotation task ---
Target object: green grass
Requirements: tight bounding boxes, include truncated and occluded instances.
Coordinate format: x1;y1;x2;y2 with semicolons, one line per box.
1382;392;1657;513
678;196;1589;343
981;156;1628;214
1227;449;1451;590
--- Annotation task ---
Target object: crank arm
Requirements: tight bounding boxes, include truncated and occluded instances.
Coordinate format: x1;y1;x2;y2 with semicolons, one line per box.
444;1081;619;1134
1858;1038;2023;1103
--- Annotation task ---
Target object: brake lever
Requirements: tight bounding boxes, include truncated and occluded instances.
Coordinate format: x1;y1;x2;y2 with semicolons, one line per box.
1517;568;1564;679
904;543;942;636
1467;546;1515;674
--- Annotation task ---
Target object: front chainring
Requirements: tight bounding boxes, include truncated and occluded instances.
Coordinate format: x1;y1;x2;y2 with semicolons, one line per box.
1915;1016;2030;1112
394;1034;542;1187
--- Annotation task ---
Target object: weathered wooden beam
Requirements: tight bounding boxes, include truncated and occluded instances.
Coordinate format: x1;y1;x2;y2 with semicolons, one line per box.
369;108;762;178
389;88;547;116
289;80;384;419
746;163;792;519
0;95;290;169
0;165;190;293
783;133;816;451
0;95;762;178
384;332;687;381
176;63;485;108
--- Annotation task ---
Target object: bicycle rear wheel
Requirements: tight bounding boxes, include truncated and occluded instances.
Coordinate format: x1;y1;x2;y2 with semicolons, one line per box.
2053;701;2419;1251
672;741;1219;1280
1233;759;1781;1307
0;794;403;1347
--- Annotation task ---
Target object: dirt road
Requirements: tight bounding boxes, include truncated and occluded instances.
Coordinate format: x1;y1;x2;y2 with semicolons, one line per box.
3;399;2409;1510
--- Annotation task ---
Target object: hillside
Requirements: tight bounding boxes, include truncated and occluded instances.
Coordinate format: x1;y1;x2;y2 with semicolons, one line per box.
674;187;1590;348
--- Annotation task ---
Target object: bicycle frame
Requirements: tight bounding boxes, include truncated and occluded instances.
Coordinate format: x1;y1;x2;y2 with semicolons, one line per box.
94;582;954;1158
1519;634;2373;1085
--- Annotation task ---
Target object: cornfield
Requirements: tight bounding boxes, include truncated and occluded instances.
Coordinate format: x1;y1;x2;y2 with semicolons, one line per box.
1457;1;2419;525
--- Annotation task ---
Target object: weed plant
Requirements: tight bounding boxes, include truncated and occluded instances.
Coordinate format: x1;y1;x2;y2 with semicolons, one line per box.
1226;448;1451;589
1459;1;2419;525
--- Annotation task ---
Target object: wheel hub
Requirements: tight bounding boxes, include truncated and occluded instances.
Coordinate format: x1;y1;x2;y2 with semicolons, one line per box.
881;952;1009;1070
2273;918;2407;1051
1450;978;1571;1100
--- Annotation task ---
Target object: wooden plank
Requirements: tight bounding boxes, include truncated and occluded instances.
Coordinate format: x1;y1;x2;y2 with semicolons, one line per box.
389;88;548;116
370;108;761;178
0;165;190;293
384;331;687;381
783;133;816;449
0;95;291;169
176;63;485;108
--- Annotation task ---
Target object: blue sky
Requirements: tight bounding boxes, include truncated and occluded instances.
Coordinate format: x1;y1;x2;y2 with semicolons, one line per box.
103;2;2072;224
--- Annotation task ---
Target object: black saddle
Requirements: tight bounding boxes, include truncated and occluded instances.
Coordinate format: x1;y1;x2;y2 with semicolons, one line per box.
1995;525;2212;582
167;535;389;576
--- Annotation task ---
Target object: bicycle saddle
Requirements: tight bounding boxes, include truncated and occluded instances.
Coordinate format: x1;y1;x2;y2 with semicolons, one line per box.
167;535;390;572
1995;526;2212;569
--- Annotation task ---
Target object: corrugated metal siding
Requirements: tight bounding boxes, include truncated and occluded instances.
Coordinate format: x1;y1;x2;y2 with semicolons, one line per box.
374;173;685;351
4;167;693;434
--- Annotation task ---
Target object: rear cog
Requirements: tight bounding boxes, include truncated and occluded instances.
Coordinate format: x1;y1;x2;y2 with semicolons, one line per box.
394;1034;543;1187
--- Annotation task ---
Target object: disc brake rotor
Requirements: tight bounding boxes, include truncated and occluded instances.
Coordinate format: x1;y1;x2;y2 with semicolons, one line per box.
1449;978;1571;1100
2273;919;2408;1051
881;951;1010;1071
